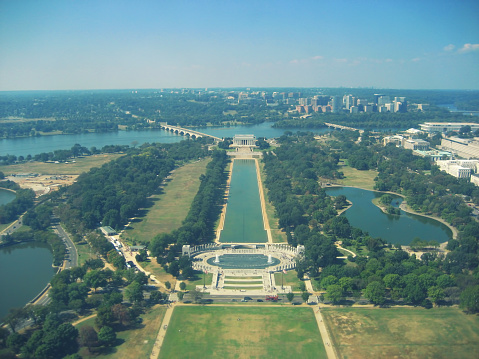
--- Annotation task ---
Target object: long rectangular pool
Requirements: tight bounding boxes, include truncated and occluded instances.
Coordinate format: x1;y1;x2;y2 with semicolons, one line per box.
219;159;268;243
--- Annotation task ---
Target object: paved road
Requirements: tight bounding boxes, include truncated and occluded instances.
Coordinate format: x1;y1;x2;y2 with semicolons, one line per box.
53;224;78;269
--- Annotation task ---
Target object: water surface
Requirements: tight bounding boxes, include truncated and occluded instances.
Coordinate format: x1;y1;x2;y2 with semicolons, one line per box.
0;242;55;320
326;187;452;245
0;189;16;206
220;159;267;243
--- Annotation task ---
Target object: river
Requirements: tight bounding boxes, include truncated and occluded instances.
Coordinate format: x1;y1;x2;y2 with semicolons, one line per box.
0;122;330;158
0;242;56;320
325;187;452;246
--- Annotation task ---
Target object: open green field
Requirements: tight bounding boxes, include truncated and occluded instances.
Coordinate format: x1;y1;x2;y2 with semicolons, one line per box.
159;306;326;359
333;162;378;190
75;242;98;266
322;306;479;359
274;270;303;291
184;270;213;291
76;305;167;359
0;154;124;175
122;158;210;243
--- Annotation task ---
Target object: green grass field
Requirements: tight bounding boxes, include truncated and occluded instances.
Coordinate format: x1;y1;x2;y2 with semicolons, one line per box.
0;154;123;175
274;270;303;291
75;242;98;266
122;158;210;243
76;305;167;359
159;306;326;359
333;162;378;190
322;306;479;359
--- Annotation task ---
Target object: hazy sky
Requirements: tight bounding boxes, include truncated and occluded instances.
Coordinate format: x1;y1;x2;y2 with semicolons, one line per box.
1;0;478;91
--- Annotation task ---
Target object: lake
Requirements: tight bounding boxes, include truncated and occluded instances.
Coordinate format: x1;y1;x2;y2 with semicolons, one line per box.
325;186;452;245
0;242;56;320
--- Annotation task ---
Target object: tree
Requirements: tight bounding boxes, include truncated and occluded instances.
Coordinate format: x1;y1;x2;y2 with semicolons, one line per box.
96;305;115;328
84;269;107;292
301;291;310;303
112;303;133;327
339;277;354;293
177;292;185;301
428;286;445;306
79;325;99;352
460;285;479;313
150;290;163;304
298;281;306;292
98;326;116;347
4;307;27;333
286;292;294;303
6;333;26;353
179;282;187;291
124;281;144;304
190;288;203;303
165;281;171;290
320;275;338;289
325;284;343;304
364;281;386;305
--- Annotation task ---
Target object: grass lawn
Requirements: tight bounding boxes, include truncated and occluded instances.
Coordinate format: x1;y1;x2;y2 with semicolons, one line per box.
322;306;479;359
160;306;326;359
0;154;123;175
334;163;378;190
75;242;98;266
77;305;167;359
140;260;177;285
274;270;303;291
122;158;210;243
184;270;214;291
223;286;264;290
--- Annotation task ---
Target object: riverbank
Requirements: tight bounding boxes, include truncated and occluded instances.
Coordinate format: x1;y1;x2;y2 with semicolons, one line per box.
398;202;458;241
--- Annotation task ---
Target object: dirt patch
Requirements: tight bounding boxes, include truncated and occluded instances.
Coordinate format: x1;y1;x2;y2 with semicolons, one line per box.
7;174;78;196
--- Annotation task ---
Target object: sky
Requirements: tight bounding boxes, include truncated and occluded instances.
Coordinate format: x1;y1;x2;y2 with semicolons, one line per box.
0;0;478;91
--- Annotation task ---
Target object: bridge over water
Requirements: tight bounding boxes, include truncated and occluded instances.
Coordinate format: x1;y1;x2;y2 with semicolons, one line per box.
324;122;364;134
160;123;222;141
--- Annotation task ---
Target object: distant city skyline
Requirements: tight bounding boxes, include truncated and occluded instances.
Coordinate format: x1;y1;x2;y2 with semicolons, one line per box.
1;0;478;91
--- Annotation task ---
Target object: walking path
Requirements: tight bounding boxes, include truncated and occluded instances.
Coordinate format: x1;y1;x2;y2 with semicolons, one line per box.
150;302;176;359
215;161;233;243
255;158;273;243
313;306;338;359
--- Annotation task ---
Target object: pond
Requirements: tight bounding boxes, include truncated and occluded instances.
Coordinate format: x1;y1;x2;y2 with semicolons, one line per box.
325;187;452;246
207;254;280;269
0;189;16;206
0;242;56;320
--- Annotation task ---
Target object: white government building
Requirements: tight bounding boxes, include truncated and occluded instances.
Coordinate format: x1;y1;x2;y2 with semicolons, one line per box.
420;122;479;133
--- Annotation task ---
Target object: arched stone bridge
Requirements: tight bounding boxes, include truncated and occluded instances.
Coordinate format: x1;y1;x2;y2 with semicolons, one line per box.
324;122;364;134
160;123;222;141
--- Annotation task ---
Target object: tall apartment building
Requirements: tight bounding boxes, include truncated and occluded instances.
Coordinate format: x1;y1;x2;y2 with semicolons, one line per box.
331;96;341;113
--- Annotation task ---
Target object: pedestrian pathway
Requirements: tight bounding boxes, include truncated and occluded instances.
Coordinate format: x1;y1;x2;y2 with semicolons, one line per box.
150;303;176;359
313;306;337;359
